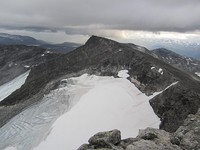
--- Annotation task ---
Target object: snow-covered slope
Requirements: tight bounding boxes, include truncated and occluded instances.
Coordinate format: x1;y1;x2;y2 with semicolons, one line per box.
0;70;162;150
0;71;30;102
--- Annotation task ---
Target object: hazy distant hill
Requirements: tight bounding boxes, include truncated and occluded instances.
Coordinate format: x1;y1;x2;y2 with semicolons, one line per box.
0;33;81;52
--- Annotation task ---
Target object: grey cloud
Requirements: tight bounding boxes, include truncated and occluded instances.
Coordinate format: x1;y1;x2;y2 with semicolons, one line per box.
0;0;200;34
0;25;60;32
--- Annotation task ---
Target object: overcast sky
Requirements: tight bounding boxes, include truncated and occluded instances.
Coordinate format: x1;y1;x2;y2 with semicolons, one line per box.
0;0;200;43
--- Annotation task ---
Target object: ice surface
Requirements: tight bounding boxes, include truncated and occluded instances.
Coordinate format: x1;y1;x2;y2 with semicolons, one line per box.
0;71;30;102
0;72;168;150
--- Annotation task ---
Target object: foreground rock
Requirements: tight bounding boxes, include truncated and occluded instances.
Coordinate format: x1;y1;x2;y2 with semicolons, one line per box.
78;109;200;150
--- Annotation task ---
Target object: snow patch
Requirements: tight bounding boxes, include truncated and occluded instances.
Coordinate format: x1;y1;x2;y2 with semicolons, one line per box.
191;63;198;66
0;71;30;102
0;73;160;150
195;72;200;77
150;81;178;98
24;65;30;68
118;70;130;78
41;54;45;57
158;68;163;75
46;51;53;54
186;59;190;65
151;67;155;70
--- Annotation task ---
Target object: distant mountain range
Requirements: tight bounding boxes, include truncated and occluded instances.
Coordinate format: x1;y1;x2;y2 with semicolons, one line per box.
152;48;200;77
0;33;81;53
132;38;200;59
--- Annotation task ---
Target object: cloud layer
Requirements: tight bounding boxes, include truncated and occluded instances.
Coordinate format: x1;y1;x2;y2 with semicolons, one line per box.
0;0;200;34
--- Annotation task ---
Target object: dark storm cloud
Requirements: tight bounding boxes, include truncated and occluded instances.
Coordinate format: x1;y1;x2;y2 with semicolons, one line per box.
0;0;200;34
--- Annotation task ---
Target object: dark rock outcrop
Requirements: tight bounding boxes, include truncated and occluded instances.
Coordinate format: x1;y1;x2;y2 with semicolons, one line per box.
150;83;200;132
78;128;181;150
174;109;200;150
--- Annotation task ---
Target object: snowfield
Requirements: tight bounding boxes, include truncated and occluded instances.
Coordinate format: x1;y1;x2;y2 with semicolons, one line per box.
0;71;30;102
0;70;167;150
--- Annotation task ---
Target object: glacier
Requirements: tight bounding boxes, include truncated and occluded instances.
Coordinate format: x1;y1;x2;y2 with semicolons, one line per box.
0;71;30;102
0;71;163;150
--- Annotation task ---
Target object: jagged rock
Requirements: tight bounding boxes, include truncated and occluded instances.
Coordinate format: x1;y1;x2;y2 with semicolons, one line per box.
125;139;181;150
88;130;121;148
133;128;182;150
174;109;200;150
78;128;182;150
118;138;137;149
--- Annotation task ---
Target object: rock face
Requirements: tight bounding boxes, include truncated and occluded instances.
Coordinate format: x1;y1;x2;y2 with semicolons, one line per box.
150;83;200;132
174;109;200;150
79;109;200;150
0;35;200;138
0;45;54;86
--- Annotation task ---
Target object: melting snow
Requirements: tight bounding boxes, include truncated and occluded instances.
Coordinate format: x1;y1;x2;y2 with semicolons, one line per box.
117;70;130;78
0;71;30;102
0;73;167;150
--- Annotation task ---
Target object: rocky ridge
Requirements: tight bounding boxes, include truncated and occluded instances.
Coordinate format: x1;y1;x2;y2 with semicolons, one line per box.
0;45;61;86
152;48;200;77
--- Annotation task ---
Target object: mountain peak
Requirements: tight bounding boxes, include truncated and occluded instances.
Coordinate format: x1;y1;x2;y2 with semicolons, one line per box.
85;35;118;46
